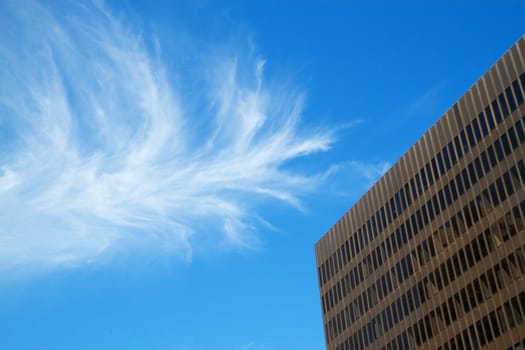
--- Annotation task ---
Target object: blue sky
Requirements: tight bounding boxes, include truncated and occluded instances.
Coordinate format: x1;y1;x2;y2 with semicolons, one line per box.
0;1;524;349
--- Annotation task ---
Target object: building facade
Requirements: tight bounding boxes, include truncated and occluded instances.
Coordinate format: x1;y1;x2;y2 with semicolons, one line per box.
315;35;525;350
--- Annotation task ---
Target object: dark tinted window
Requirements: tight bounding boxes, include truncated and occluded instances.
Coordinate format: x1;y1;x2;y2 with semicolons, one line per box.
385;202;392;223
498;93;509;117
494;139;504;160
426;163;434;186
456;174;464;195
460;130;469;152
466;124;476;147
474;157;483;178
405;183;412;205
444;185;452;205
454;136;463;158
508;127;519;149
415;173;423;195
448;142;457;165
420;168;428;190
492;100;502;123
472;118;482;142
431;158;439;180
515;120;525;142
437;153;446;176
442;147;451;169
487;145;497;166
390;198;397;219
512;80;524;105
480;151;490;172
400;188;407;210
468;163;477;185
501;133;511;155
478;112;489;136
410;178;417;200
506;86;517;112
485;106;496;130
462;168;471;190
450;180;458;200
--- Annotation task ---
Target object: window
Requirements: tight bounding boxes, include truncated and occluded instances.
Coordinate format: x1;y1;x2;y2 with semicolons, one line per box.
485;106;496;130
415;173;423;194
376;211;383;233
450;180;458;200
456;174;465;195
401;224;408;243
420;167;429;190
460;130;470;152
492;100;502;123
474;157;483;179
444;185;452;205
466;125;476;147
512;80;524;105
426;163;434;185
454;136;463;158
503;172;515;196
480;151;490;173
448;141;457;165
410;178;418;200
438;190;446;210
433;195;441;215
437;153;446;175
373;213;380;236
496;178;507;202
462;168;471;190
395;193;402;215
408;216;416;238
421;204;429;225
506;86;517;112
443;147;452;170
416;210;424;230
405;183;412;205
427;199;435;221
508;126;519;149
400;188;408;210
487;145;497;166
479;112;489;136
432;158;440;181
489;183;500;206
494;139;504;161
501;133;512;155
472;118;482;142
385;202;392;224
499;93;510;117
390;198;397;219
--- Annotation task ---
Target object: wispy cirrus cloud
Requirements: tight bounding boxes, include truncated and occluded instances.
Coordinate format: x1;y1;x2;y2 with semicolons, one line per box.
0;1;336;273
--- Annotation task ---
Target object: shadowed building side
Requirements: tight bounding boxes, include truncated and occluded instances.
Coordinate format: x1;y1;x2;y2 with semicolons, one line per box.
315;35;525;350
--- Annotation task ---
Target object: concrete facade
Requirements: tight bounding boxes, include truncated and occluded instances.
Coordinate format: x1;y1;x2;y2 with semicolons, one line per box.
315;35;525;350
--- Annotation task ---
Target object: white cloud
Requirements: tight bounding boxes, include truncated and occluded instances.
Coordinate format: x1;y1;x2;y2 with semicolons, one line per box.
0;1;336;273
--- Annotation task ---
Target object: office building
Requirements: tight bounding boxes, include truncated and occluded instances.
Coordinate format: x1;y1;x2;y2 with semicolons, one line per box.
315;35;525;350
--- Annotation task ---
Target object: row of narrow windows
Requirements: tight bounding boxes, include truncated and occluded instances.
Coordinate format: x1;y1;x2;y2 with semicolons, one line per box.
437;292;525;350
322;114;525;316
325;153;525;343
326;156;525;344
333;199;525;350
410;237;525;347
325;159;525;345
319;72;525;288
372;292;525;350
